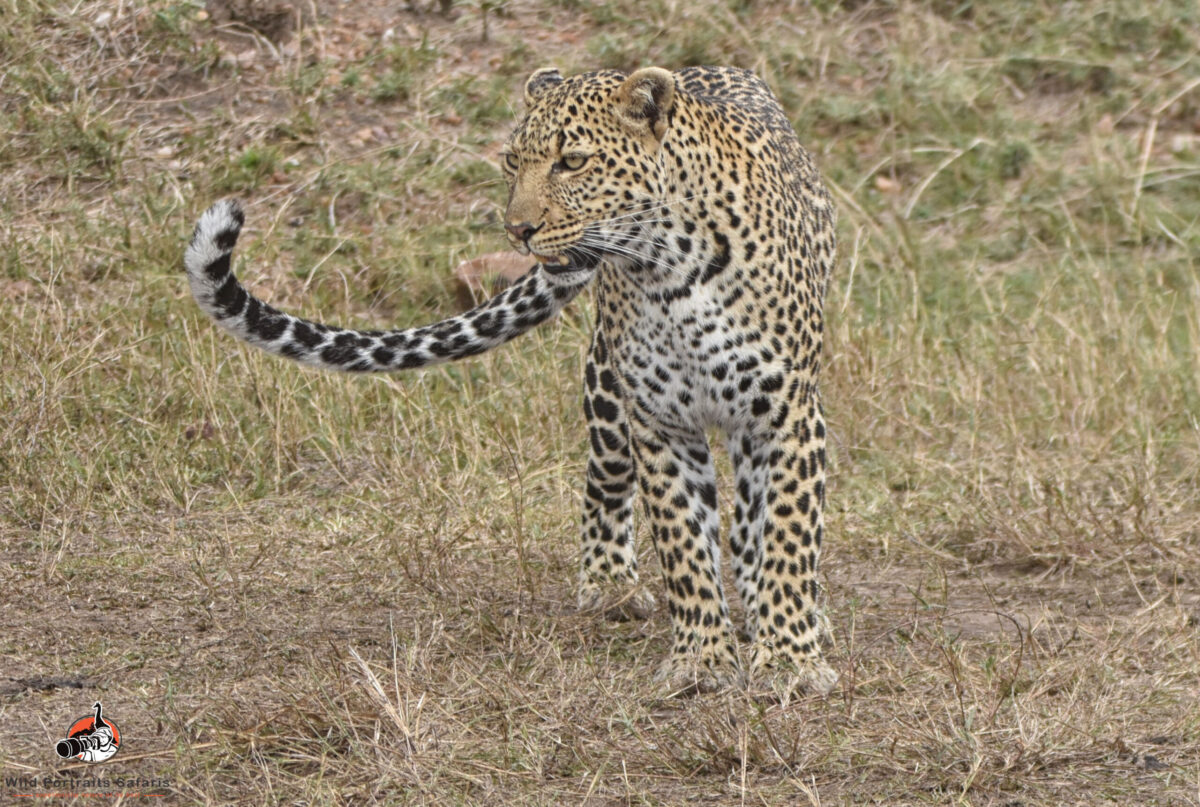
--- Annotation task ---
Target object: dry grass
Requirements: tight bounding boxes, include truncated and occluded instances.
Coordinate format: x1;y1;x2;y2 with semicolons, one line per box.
2;0;1200;804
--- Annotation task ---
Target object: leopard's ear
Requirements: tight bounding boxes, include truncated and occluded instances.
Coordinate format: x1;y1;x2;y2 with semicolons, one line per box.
524;67;563;105
613;67;676;142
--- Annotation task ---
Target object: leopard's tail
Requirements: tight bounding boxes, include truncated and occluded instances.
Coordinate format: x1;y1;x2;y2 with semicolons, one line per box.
183;199;591;372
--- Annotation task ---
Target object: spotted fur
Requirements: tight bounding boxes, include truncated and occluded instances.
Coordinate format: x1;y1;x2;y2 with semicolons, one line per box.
184;65;837;696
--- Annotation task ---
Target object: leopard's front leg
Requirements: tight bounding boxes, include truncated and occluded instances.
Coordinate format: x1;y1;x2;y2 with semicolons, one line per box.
728;433;767;641
748;391;838;698
627;413;739;693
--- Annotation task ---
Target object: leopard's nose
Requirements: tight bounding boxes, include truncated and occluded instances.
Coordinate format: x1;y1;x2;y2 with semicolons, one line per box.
504;221;537;243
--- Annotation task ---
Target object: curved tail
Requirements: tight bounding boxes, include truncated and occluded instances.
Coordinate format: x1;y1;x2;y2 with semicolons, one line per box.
183;199;591;372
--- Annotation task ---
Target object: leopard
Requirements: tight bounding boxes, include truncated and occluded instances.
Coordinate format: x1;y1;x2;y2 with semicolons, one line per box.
184;65;838;697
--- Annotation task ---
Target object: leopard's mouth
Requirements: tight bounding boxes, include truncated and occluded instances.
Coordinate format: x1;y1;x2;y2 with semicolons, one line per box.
532;251;569;266
521;246;600;277
555;245;602;273
523;244;593;276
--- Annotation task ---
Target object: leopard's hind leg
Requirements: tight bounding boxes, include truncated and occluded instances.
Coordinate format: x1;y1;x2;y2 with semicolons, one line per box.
576;329;655;621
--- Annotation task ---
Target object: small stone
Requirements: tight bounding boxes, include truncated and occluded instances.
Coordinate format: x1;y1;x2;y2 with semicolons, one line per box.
453;252;535;308
874;175;901;194
1141;754;1168;771
1169;134;1196;154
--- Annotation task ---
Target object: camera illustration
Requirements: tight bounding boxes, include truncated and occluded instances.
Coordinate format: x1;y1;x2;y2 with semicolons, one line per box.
54;702;120;763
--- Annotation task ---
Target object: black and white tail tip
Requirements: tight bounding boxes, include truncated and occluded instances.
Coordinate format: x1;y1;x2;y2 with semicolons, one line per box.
184;198;246;308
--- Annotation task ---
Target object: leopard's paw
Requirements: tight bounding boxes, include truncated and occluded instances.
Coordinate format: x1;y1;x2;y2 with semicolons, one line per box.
577;582;656;622
654;653;742;697
749;645;837;703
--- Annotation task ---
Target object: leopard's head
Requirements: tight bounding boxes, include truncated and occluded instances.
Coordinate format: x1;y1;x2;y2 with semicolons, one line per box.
500;67;677;278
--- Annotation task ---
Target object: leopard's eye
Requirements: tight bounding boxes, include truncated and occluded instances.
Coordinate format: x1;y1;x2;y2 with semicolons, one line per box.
560;154;589;171
503;153;520;171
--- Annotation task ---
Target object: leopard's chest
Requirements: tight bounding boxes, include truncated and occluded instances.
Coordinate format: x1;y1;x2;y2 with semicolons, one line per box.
598;269;778;434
